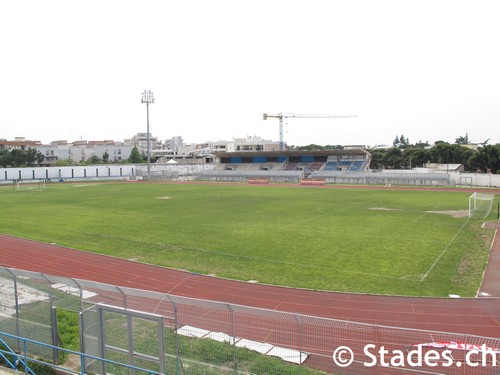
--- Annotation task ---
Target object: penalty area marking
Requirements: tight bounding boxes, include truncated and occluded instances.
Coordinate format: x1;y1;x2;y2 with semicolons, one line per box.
369;207;402;211
420;218;470;281
72;184;99;187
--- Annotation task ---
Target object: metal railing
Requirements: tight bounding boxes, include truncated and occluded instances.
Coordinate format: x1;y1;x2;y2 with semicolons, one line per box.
1;266;499;374
0;331;161;375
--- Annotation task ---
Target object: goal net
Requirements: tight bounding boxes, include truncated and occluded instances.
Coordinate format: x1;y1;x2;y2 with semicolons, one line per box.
13;179;46;192
468;192;494;219
459;176;472;188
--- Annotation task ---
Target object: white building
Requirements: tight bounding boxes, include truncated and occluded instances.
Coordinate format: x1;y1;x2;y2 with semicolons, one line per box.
164;136;184;154
225;136;280;152
189;140;228;158
34;140;133;164
36;144;71;163
125;133;161;156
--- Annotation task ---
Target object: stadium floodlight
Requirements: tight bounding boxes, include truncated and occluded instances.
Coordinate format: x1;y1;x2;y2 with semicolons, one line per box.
141;90;155;177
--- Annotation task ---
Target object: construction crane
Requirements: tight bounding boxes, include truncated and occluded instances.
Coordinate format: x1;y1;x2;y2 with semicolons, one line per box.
263;112;356;151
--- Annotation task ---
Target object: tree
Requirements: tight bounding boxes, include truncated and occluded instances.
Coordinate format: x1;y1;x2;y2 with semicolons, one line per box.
455;134;469;144
392;135;400;147
297;144;324;151
9;149;26;166
54;158;75;166
430;141;450;164
25;148;44;167
102;151;109;163
400;135;409;147
87;155;101;165
400;146;431;169
483;144;500;173
372;140;495;172
468;144;500;173
415;141;430;147
430;142;473;169
324;145;344;150
35;150;44;165
393;135;409;148
480;139;490;147
128;147;143;163
0;149;11;167
0;148;44;167
383;148;403;169
368;148;387;169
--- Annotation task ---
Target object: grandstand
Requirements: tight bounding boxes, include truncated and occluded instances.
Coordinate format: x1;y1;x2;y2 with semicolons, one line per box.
200;149;460;186
323;160;365;171
200;150;371;184
212;149;370;173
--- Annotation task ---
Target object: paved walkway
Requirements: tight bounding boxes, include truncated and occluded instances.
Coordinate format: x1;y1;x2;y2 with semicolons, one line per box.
0;368;17;375
478;222;500;297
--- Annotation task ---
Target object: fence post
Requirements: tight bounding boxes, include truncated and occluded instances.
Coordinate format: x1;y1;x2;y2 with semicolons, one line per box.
117;286;127;309
226;304;237;375
5;269;21;352
72;279;95;312
158;316;166;375
375;324;379;375
166;295;180;375
463;334;468;375
23;340;28;375
78;311;86;373
127;313;134;374
97;305;106;375
294;314;303;365
72;279;85;311
50;307;59;365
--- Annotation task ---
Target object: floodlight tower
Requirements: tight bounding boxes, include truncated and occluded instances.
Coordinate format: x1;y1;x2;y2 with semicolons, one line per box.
141;90;155;176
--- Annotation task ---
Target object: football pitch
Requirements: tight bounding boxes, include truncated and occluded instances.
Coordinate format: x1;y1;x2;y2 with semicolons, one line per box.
0;182;496;297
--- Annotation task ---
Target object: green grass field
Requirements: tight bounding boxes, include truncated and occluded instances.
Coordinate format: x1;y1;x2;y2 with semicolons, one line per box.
0;182;496;297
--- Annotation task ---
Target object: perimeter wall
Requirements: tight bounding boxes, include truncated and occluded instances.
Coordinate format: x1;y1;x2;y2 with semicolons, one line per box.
0;165;499;187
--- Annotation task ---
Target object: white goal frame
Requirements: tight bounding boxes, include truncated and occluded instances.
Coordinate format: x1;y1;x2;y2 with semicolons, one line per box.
459;176;473;188
13;179;46;192
468;192;494;219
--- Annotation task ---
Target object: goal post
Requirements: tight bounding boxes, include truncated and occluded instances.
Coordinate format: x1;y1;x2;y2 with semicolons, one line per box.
12;179;46;192
459;176;473;188
468;192;494;219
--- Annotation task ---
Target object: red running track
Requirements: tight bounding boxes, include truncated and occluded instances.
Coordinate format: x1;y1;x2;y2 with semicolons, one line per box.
1;234;500;339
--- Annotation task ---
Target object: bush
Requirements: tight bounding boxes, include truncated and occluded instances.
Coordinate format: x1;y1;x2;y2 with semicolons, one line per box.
23;361;57;375
1;342;56;375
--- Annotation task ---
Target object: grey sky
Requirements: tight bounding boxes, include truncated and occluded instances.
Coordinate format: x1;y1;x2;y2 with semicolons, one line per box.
1;0;499;147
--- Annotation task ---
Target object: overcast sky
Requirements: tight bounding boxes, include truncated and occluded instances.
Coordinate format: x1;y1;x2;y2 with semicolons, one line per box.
1;0;499;147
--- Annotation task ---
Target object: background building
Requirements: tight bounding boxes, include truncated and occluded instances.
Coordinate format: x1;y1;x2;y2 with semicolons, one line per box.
225;136;280;152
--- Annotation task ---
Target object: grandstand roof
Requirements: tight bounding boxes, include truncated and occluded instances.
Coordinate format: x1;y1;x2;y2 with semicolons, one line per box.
213;149;369;158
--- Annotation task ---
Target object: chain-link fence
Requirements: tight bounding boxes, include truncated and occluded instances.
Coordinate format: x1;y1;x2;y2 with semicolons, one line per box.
0;268;56;362
1;266;499;374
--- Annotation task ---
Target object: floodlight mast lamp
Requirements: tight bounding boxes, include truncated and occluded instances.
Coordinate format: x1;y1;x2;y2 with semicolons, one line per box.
141;90;155;176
